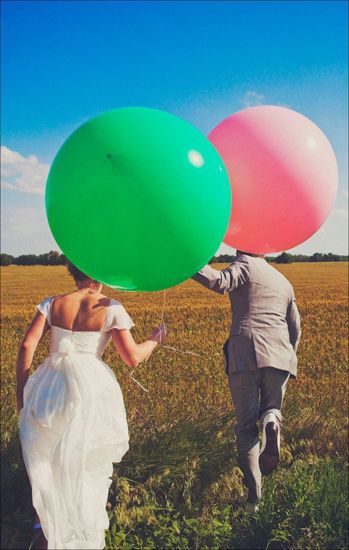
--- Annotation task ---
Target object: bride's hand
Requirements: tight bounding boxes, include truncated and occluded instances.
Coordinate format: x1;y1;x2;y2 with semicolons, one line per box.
149;323;167;344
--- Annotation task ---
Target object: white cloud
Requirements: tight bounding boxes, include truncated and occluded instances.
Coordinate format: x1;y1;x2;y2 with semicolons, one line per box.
289;207;348;255
332;207;348;218
240;90;265;108
1;146;50;195
1;206;60;255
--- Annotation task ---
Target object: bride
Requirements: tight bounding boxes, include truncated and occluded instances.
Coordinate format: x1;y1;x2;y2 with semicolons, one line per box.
16;260;166;550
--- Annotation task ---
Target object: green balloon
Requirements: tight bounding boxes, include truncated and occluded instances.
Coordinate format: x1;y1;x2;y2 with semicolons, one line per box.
46;108;231;291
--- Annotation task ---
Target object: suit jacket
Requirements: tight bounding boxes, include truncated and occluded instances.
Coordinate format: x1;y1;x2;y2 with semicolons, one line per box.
192;254;301;377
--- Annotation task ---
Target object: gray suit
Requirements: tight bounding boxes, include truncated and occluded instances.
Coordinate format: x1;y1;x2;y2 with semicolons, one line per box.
192;254;301;377
192;254;301;502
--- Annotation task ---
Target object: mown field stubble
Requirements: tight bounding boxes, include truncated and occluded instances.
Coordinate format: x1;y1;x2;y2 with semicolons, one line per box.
1;263;348;549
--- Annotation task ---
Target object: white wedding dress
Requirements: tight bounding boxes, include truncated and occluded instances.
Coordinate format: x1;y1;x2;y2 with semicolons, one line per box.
19;297;134;550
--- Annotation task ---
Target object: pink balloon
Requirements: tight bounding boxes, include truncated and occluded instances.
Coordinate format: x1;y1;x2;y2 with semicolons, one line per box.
209;106;338;253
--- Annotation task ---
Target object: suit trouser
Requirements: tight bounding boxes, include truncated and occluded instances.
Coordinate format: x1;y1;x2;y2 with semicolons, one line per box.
228;367;290;502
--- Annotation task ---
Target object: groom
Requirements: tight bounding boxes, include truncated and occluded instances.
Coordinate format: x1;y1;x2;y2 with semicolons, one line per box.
192;251;301;512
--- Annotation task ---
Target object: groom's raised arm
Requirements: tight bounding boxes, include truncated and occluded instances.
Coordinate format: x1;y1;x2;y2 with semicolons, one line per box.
191;257;250;294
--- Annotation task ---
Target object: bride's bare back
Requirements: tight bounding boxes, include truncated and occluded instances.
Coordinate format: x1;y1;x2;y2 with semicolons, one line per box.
50;291;111;332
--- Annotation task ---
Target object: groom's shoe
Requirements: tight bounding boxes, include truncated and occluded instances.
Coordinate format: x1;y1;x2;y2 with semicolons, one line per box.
259;412;280;476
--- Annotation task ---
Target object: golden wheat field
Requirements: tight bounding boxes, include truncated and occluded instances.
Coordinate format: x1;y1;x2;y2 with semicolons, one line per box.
1;263;348;550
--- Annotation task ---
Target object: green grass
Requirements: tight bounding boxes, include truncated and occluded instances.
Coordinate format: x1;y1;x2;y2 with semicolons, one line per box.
106;456;347;550
2;414;347;550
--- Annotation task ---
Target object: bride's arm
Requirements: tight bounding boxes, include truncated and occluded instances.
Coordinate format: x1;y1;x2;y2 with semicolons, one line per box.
16;312;49;412
111;324;166;368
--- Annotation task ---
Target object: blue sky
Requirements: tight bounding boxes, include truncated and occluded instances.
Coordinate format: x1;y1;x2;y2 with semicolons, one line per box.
1;0;348;256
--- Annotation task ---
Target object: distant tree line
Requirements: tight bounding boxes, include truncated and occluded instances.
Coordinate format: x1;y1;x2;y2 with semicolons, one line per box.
0;251;66;266
1;250;348;267
209;252;349;264
272;252;349;263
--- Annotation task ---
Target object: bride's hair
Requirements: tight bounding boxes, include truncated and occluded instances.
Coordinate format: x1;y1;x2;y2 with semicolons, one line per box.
65;259;94;283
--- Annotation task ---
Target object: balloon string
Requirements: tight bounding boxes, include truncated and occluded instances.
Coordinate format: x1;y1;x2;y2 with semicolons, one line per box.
160;289;166;326
159;288;203;356
129;369;149;393
127;290;167;393
160;344;202;357
129;289;204;394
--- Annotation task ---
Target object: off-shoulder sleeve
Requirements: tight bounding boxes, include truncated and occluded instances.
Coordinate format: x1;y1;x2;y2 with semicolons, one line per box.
105;300;135;331
36;297;53;325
